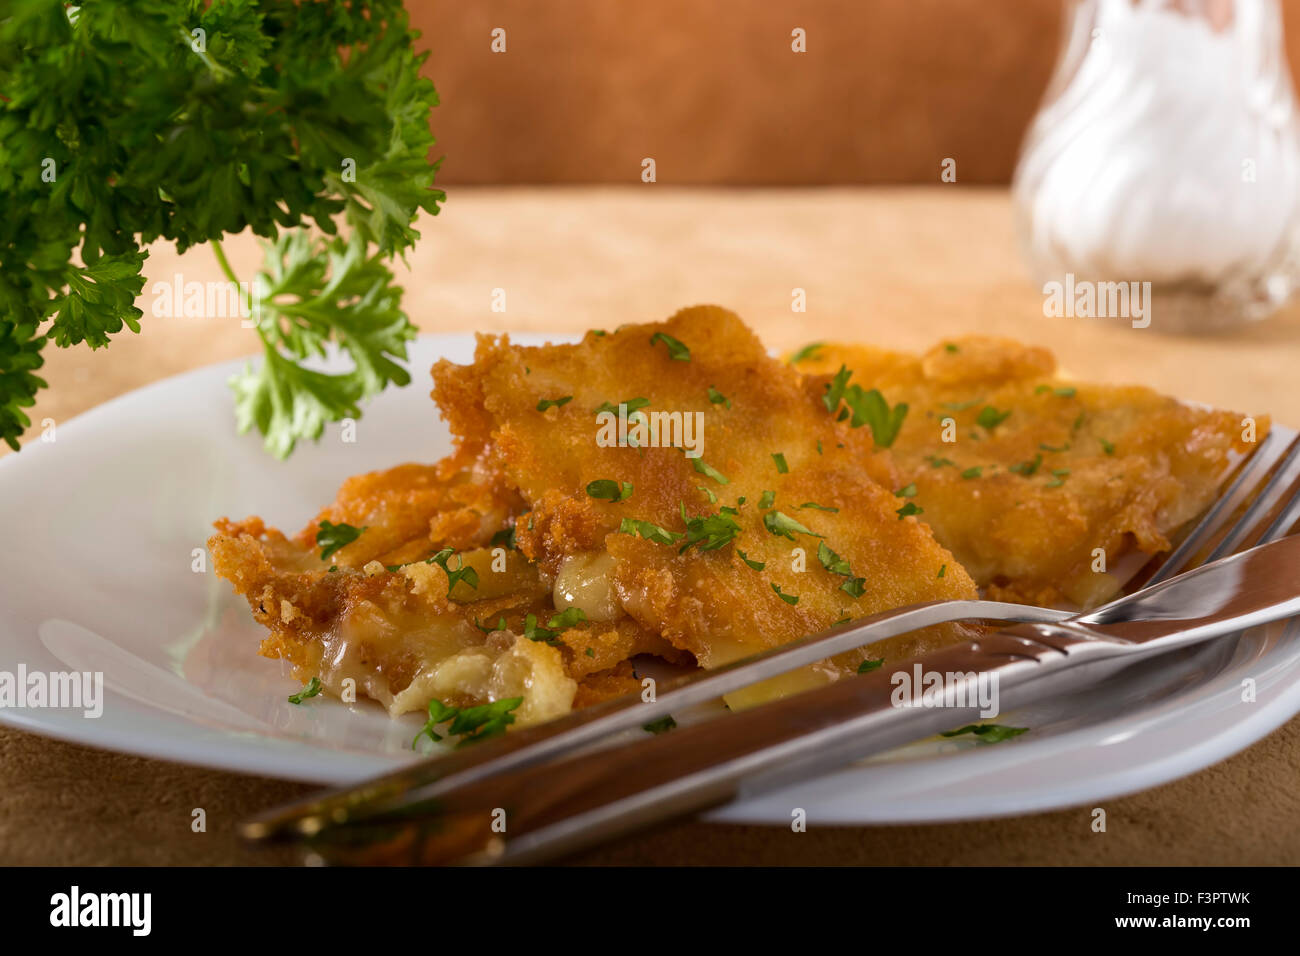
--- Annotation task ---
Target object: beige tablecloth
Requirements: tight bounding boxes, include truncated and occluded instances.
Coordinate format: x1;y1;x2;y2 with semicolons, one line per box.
4;187;1299;865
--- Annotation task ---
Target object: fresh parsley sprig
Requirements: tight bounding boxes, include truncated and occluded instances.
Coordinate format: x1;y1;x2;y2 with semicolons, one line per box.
0;1;443;454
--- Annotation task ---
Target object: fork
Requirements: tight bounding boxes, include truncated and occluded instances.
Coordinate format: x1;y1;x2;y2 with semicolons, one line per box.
240;429;1300;864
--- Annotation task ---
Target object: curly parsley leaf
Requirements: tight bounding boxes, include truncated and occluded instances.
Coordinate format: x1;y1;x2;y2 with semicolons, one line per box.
586;479;634;501
524;607;587;645
428;547;480;598
649;331;690;361
940;723;1028;744
789;342;825;364
231;232;417;458
643;715;677;735
287;677;323;704
821;366;908;447
771;582;798;605
413;696;522;750
316;520;366;561
763;510;823;541
618;517;684;546
0;0;442;452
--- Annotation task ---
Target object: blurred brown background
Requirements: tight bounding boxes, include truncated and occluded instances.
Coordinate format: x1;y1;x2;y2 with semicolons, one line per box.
410;0;1300;185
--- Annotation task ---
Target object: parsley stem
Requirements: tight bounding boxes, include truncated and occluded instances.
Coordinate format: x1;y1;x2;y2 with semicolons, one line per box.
211;238;239;287
211;239;255;321
181;27;232;79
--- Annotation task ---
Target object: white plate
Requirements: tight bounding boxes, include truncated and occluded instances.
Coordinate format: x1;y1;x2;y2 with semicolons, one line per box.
2;335;1298;825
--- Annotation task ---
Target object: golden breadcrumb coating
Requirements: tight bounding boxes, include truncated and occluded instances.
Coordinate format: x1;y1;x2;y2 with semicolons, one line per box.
793;336;1264;606
433;305;981;702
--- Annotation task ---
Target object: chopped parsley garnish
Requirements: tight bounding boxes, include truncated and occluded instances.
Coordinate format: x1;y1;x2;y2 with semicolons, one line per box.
822;366;909;447
799;501;839;512
678;507;743;554
817;541;851;576
1039;441;1071;452
896;501;924;519
650;331;691;361
976;405;1011;430
857;658;884;673
895;483;917;497
585;647;596;657
771;582;799;605
1099;437;1115;455
763;510;823;540
586;479;634;502
287;677;322;705
1009;454;1043;476
1055;386;1077;398
938;563;946;578
944;343;959;353
643;715;677;735
759;490;776;509
697;485;718;503
316;521;366;561
428;547;480;597
473;616;507;634
960;466;983;479
593;396;651;415
840;576;867;597
536;395;573;412
691;457;730;485
822;367;852;413
707;386;731;408
925;455;957;468
618;517;684;546
490;527;517;550
789;342;826;364
940;723;1028;744
772;452;789;474
413;697;523;750
736;549;766;571
524;607;588;645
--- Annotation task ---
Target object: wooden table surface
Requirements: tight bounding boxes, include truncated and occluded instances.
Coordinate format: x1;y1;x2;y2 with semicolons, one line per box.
4;186;1300;865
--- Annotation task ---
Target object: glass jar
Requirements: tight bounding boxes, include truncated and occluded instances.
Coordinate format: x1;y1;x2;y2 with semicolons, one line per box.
1013;0;1300;332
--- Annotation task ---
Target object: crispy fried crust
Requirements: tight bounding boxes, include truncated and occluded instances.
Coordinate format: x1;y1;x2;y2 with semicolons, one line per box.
213;312;1259;730
209;442;693;720
794;336;1264;605
433;306;981;694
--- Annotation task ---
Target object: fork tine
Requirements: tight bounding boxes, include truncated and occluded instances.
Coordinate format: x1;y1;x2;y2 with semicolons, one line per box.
1245;460;1300;546
1144;431;1287;585
1203;432;1300;563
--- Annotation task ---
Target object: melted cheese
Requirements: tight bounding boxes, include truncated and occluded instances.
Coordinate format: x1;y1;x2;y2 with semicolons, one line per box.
553;551;620;622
